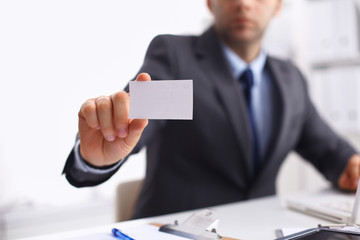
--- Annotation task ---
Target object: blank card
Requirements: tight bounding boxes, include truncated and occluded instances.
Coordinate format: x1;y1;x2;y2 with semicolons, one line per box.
129;80;193;120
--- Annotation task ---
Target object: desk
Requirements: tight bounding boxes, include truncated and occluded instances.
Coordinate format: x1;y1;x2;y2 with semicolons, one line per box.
18;196;334;240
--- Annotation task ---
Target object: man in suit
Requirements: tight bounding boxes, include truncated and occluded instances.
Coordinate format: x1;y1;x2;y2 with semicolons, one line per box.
63;0;360;219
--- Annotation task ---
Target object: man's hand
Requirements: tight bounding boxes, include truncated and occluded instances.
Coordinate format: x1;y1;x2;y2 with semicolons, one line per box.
77;73;150;167
338;154;360;191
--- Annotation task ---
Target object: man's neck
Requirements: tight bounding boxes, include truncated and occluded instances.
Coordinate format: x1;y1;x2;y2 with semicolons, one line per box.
223;39;262;64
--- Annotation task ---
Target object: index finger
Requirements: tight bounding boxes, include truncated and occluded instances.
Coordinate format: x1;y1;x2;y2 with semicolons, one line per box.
112;73;151;138
136;72;151;82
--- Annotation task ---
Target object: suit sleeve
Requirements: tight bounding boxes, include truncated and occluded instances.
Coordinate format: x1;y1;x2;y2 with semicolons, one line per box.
62;136;127;187
63;35;176;187
294;70;357;186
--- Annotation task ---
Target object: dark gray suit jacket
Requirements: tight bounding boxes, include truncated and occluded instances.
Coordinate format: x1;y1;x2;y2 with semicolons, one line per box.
63;27;356;219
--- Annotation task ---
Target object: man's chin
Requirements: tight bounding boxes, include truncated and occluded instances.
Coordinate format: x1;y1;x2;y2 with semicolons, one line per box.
230;34;258;45
217;28;259;45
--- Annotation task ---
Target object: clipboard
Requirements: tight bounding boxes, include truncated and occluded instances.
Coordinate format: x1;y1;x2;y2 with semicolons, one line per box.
150;209;240;240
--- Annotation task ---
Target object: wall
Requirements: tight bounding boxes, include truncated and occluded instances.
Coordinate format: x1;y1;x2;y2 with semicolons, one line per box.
0;0;211;205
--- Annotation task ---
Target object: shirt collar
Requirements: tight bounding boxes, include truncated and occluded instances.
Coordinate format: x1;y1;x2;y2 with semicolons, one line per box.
221;42;267;87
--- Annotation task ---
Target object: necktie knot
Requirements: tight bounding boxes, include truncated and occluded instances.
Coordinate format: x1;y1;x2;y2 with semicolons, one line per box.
239;68;254;105
239;68;254;90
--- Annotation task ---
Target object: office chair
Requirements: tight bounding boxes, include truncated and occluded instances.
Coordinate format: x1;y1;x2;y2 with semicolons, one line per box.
115;178;143;222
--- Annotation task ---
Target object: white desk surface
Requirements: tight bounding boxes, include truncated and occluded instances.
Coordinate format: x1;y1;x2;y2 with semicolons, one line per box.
18;196;334;240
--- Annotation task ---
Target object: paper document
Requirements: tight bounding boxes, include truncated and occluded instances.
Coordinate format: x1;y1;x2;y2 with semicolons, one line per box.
129;80;193;119
57;224;189;240
122;224;189;240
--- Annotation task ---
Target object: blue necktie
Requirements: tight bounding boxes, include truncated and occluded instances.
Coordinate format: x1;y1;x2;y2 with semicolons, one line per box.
239;68;260;175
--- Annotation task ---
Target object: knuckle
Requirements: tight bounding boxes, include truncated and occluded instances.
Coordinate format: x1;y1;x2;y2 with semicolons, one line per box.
82;101;95;116
113;91;128;103
97;98;112;112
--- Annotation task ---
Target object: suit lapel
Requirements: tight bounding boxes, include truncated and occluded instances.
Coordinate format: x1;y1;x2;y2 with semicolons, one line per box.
195;28;253;178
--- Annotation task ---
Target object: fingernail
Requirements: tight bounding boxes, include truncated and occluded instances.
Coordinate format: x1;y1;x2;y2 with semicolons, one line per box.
95;126;101;130
105;135;116;142
117;129;128;138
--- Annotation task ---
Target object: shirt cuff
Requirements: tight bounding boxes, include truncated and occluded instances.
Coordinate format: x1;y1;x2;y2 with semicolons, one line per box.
73;139;125;174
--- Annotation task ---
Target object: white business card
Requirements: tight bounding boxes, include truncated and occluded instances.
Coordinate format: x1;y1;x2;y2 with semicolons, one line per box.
129;80;193;120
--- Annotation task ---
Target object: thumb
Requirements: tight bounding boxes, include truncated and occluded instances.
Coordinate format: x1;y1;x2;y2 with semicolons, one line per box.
124;119;149;148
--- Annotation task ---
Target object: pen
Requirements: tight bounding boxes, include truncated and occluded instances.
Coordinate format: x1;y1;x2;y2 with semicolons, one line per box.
112;228;135;240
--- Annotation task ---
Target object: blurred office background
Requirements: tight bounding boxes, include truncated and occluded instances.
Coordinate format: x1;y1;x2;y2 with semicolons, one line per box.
0;0;360;239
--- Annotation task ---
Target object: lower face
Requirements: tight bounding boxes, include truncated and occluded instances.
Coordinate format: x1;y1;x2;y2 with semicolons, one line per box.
212;0;279;46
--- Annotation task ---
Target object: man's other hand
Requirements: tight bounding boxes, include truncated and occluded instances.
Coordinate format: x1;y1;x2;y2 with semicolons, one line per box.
338;154;360;191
